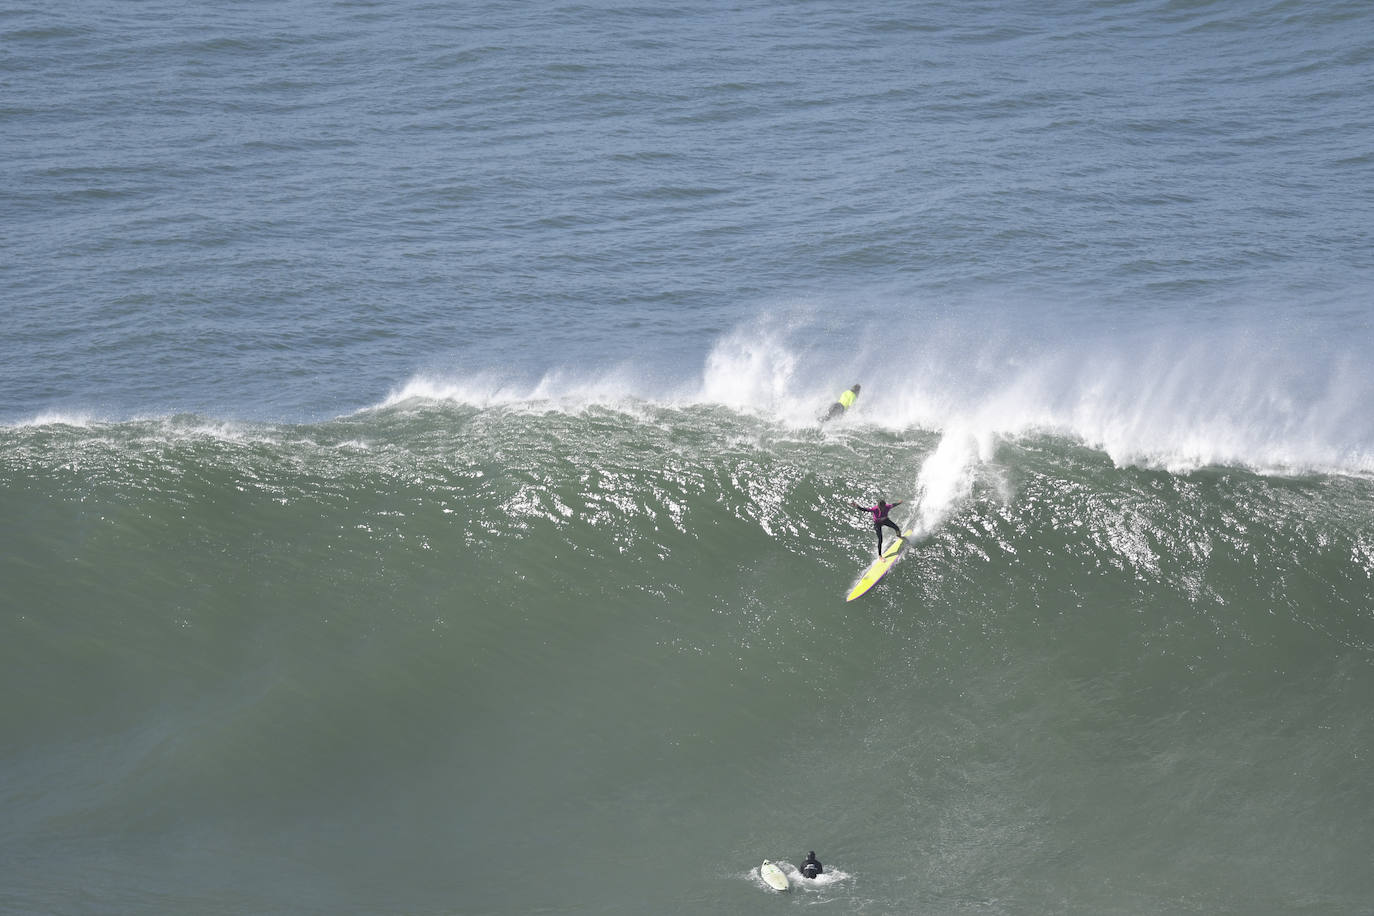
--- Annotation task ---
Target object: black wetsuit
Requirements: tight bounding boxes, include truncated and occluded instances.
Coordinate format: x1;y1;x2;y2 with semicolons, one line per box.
800;852;823;879
853;501;902;555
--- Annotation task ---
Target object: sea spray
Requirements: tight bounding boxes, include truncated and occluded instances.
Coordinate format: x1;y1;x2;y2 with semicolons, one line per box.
696;320;801;416
908;426;985;538
369;307;1374;477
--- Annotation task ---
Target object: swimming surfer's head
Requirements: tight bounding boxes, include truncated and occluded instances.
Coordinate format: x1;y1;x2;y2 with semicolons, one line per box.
852;384;861;393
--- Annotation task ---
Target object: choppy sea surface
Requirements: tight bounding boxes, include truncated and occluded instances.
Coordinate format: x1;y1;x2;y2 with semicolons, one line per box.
3;1;1373;913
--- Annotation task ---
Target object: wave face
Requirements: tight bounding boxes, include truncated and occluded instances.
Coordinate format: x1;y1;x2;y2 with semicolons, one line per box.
4;404;1373;913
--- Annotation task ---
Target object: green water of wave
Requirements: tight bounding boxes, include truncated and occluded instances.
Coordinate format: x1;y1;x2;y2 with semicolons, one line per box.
3;405;1373;913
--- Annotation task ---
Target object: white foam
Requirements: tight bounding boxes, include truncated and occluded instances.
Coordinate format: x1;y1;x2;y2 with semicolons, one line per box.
689;315;810;419
377;365;645;413
750;860;852;889
14;410;98;428
369;303;1374;476
909;426;984;536
886;321;1374;526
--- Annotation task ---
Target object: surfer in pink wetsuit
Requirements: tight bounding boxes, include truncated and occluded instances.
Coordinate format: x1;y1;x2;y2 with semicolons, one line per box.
850;498;903;555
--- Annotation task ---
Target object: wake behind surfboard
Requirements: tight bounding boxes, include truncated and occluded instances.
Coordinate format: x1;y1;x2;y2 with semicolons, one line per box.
846;527;915;601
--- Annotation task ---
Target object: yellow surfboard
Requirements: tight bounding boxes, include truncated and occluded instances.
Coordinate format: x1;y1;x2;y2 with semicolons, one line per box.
846;527;915;601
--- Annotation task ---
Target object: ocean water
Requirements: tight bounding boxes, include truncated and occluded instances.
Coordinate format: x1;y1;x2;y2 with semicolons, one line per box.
3;0;1374;913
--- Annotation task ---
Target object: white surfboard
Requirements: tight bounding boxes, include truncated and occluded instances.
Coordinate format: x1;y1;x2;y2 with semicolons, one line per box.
760;860;789;891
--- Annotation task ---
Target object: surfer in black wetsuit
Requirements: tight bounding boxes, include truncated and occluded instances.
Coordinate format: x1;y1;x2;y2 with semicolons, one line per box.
851;499;902;555
799;851;823;879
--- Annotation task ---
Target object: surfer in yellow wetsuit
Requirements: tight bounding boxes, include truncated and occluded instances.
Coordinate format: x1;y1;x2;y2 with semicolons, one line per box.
821;384;860;422
851;499;903;555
